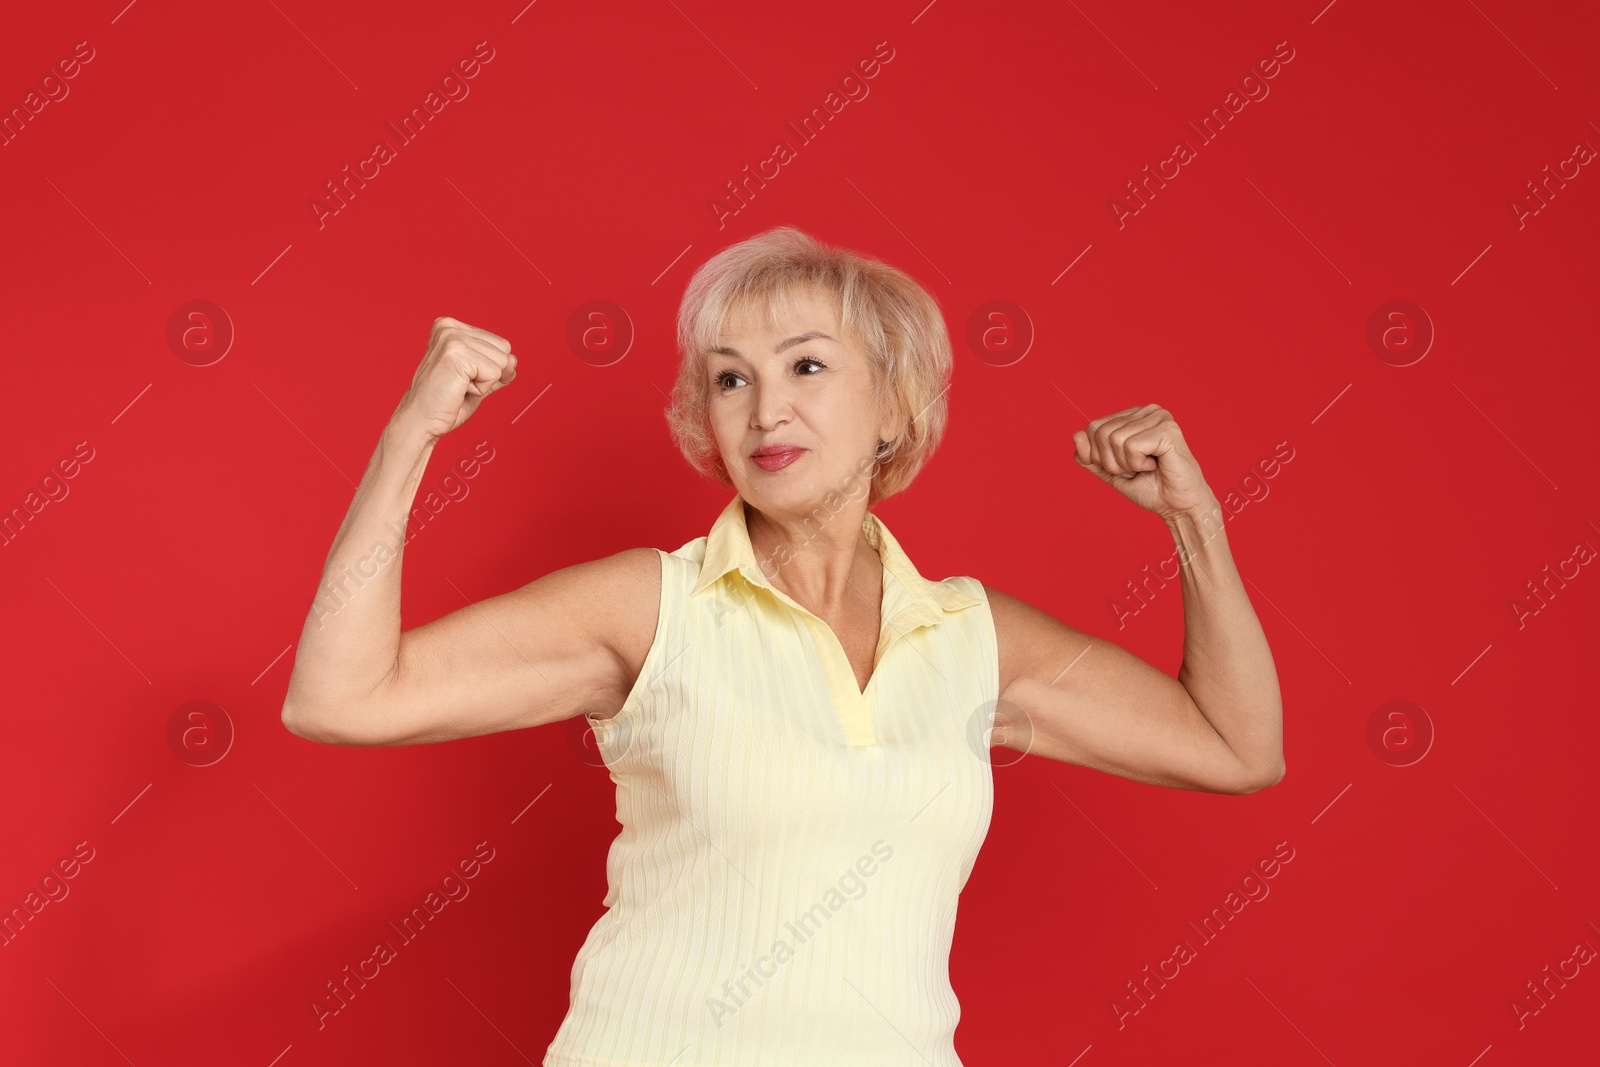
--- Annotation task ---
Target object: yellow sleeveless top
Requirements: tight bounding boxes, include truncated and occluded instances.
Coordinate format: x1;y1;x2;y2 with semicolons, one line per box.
543;493;999;1066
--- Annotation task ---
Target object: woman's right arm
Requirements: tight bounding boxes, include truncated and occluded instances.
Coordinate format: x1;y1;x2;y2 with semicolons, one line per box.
279;317;659;746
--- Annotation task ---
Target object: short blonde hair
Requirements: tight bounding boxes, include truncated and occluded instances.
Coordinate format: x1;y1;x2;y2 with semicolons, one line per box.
667;226;953;507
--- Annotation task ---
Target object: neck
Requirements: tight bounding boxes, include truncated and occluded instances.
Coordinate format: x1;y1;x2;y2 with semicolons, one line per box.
743;498;880;612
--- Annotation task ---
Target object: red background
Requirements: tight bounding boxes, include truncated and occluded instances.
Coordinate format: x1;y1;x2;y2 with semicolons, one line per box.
2;0;1597;1063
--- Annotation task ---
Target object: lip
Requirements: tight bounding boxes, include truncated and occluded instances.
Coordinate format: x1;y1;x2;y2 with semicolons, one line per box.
750;445;807;472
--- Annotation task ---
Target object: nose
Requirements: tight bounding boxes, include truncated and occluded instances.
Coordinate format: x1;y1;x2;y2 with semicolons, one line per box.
750;377;794;432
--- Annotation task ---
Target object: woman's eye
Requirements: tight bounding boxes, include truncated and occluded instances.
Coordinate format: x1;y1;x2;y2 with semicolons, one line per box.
715;358;824;391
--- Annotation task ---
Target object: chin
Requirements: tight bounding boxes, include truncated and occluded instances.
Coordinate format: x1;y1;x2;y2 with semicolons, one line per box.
738;472;819;510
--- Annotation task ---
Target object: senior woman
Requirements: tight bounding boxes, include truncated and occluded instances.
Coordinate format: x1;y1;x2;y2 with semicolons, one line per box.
280;226;1284;1066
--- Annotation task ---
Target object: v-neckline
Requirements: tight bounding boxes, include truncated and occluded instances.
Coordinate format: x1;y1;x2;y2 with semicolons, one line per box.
752;559;908;746
796;562;888;697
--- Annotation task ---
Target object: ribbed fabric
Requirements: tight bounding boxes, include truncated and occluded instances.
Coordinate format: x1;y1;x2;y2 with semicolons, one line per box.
543;493;999;1067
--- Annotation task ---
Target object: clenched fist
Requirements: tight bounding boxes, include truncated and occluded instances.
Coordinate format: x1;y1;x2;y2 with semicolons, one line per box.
396;317;517;439
1071;404;1213;520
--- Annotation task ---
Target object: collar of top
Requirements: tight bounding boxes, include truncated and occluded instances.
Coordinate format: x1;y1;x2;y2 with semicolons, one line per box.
688;493;983;630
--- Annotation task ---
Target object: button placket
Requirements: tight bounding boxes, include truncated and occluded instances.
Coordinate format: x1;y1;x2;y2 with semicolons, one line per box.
739;559;945;748
746;565;885;747
804;616;878;745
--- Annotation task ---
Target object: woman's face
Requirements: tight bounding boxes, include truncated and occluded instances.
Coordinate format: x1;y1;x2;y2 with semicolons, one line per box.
706;286;895;518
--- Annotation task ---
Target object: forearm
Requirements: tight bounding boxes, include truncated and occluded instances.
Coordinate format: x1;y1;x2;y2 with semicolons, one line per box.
282;410;438;730
1165;492;1284;783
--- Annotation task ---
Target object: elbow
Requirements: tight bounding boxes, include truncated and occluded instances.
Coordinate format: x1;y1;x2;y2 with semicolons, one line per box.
281;702;354;745
281;669;391;745
281;697;414;747
1235;758;1286;795
281;702;325;743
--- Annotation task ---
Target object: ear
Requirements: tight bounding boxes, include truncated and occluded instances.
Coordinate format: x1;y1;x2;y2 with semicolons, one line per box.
874;401;902;449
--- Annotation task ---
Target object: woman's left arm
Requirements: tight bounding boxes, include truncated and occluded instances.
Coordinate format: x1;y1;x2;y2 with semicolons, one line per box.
1163;488;1285;786
984;405;1284;794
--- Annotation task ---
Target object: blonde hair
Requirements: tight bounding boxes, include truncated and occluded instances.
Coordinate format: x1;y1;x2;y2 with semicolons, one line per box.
666;226;953;507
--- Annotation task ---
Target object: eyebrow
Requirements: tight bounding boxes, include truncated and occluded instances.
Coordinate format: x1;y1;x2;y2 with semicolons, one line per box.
709;331;837;358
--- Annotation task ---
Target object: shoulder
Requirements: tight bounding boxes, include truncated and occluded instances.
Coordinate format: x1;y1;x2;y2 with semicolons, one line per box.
542;544;661;595
533;547;663;677
980;581;1090;647
587;536;707;618
601;546;665;646
978;582;1035;624
977;582;1093;695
